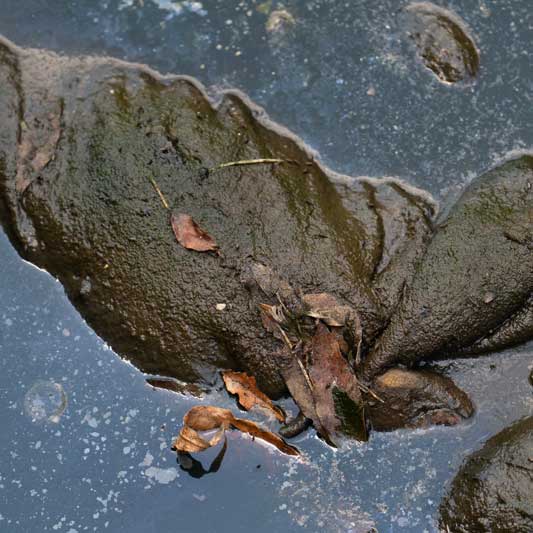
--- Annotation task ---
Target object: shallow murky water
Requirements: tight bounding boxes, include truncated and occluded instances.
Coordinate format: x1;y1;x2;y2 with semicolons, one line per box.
1;1;533;531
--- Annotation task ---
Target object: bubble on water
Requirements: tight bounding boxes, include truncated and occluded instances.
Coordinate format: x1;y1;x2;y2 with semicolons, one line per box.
24;380;67;423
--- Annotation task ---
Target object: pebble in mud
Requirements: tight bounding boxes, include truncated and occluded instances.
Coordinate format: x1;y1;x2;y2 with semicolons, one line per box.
24;380;68;423
401;2;480;84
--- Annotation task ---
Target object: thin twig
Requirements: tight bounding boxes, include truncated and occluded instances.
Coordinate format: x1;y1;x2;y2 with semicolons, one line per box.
276;324;314;393
357;381;385;403
210;158;286;172
276;324;293;351
294;350;314;393
148;175;170;210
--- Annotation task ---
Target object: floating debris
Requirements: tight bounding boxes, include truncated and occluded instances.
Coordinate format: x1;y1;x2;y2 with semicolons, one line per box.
172;405;299;456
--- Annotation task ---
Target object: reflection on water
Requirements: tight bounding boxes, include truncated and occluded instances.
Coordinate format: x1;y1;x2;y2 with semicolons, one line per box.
1;1;533;531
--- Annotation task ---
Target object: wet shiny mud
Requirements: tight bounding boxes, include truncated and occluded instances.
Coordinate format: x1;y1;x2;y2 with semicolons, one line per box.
1;1;533;532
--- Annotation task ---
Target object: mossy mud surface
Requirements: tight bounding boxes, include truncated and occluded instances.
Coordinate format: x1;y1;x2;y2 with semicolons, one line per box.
0;36;435;398
0;36;532;432
1;1;533;531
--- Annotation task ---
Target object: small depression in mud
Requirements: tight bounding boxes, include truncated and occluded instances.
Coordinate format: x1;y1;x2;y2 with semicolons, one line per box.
1;1;533;532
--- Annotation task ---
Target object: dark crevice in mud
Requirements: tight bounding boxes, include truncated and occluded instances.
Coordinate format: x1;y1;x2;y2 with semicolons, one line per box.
363;181;385;282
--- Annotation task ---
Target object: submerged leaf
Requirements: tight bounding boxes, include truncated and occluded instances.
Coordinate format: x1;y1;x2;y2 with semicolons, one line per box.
222;371;286;422
170;213;218;252
172;405;299;457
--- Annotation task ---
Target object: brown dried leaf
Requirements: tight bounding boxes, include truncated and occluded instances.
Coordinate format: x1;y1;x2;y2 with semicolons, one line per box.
279;324;367;445
222;371;285;422
308;323;367;443
172;405;299;456
302;293;353;327
170;213;218;252
230;417;299;457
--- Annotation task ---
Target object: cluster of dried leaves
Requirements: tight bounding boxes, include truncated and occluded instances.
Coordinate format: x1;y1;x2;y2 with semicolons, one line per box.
261;289;369;446
147;170;371;460
173;405;299;458
170;282;370;461
172;369;299;460
170;370;301;462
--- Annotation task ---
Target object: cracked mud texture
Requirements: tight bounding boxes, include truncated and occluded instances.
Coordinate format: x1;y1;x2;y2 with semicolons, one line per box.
439;415;533;533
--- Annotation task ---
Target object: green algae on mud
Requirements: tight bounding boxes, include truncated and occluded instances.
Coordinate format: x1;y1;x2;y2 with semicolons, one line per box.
440;416;533;533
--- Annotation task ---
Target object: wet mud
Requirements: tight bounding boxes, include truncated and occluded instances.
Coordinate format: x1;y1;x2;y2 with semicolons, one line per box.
402;2;480;84
0;35;532;435
0;35;434;400
440;415;533;532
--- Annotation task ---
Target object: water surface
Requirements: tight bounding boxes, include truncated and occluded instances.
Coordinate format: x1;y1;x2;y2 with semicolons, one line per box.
1;1;533;531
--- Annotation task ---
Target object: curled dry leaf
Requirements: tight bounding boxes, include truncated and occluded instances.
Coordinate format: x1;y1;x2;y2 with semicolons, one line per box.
172;405;299;457
222;371;286;422
170;213;218;253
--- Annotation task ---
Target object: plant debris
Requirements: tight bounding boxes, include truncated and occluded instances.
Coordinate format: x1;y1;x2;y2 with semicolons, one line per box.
278;323;368;445
302;292;363;365
211;158;286;172
222;371;286;422
302;293;353;327
148;175;170;210
170;213;218;253
172;405;299;456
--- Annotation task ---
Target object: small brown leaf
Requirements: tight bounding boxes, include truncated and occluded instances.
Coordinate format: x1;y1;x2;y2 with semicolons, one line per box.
172;406;299;457
222;371;285;422
171;213;218;252
302;293;353;327
258;303;285;324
